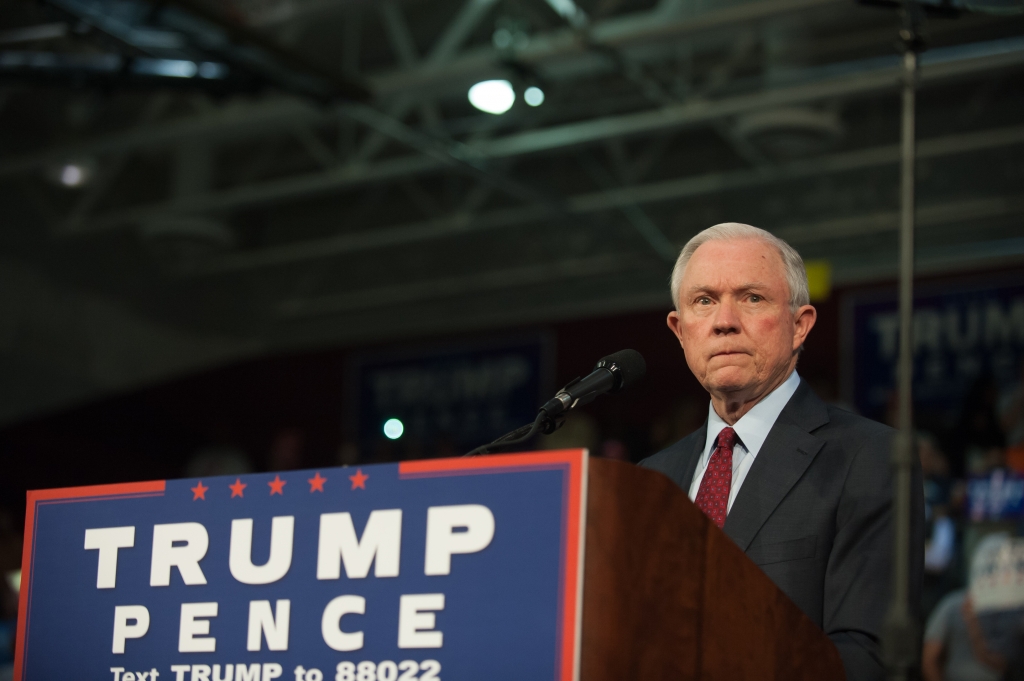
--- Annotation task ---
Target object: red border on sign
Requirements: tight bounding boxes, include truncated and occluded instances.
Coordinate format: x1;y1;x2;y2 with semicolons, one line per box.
399;449;586;681
14;480;166;681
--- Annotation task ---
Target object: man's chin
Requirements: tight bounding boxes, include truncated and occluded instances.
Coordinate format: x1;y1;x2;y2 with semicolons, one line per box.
704;369;756;395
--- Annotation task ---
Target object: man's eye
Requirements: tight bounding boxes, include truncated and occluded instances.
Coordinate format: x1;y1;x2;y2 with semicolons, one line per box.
697;297;711;305
749;294;762;303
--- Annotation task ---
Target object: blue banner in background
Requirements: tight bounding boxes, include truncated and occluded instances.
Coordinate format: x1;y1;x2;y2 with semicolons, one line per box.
348;336;553;455
16;451;587;681
844;278;1024;421
967;470;1024;521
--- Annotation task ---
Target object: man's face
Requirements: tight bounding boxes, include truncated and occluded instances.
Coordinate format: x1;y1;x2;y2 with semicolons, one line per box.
667;238;816;401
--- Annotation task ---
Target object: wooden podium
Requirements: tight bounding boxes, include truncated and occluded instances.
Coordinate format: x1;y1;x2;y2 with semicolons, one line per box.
581;458;845;680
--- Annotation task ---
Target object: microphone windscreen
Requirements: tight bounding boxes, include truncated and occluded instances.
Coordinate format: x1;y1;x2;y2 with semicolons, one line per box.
598;349;646;389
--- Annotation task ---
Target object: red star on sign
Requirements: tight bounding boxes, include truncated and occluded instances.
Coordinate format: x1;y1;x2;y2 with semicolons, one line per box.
308;471;326;493
229;478;246;498
268;475;287;496
191;481;208;500
349;469;369;490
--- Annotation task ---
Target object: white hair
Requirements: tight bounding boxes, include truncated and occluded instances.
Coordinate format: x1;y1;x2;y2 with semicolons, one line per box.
669;222;809;311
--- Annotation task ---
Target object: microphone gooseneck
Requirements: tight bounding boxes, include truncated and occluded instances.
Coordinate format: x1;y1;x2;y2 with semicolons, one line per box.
465;349;646;456
540;349;646;417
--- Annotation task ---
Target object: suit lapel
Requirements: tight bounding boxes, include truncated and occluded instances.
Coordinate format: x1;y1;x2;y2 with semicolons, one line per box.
723;381;830;552
679;420;706;491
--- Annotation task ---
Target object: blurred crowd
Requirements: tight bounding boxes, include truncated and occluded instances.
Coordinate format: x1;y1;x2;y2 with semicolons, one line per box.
916;366;1024;681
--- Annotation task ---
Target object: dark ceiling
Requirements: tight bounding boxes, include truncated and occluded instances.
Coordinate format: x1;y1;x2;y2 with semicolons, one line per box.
0;0;1021;424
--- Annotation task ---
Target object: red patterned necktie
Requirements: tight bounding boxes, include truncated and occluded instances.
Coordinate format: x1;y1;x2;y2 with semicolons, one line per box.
694;427;739;528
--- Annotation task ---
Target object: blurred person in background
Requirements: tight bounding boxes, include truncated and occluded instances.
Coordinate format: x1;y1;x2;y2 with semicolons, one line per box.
1000;361;1024;472
598;439;631;461
921;432;962;618
185;421;253;478
923;534;1024;681
953;374;1006;479
649;398;706;452
336;441;360;467
0;511;21;679
538;411;600;455
268;427;304;470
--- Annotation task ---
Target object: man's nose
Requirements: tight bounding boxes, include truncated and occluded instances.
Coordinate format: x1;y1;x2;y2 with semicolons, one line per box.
712;300;741;334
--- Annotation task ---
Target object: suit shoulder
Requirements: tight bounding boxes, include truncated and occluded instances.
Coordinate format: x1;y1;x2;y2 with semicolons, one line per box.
824;404;893;436
821;404;894;462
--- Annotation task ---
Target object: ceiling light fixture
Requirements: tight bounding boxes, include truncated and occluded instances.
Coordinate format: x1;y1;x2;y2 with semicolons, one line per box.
524;86;545;107
468;80;515;115
58;162;90;187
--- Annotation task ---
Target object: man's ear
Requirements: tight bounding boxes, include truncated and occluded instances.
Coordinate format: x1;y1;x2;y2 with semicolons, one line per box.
667;310;686;348
792;304;817;351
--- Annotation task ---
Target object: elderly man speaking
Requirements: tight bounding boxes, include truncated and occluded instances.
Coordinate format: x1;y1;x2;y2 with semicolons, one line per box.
640;223;923;681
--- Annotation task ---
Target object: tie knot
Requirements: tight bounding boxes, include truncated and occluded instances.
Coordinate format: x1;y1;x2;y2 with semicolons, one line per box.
717;427;738;450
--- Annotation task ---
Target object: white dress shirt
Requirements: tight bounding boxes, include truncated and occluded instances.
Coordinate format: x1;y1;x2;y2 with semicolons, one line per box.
688;370;802;513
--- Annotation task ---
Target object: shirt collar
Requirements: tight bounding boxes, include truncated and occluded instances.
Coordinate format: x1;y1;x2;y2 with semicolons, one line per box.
703;370;802;463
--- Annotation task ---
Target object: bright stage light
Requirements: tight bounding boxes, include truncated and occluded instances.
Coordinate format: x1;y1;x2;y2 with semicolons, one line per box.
468;80;515;115
383;418;405;440
524;86;545;107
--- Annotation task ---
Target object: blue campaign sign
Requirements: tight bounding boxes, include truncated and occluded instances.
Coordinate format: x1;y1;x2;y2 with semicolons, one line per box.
347;335;553;454
843;277;1024;421
16;450;587;681
966;469;1024;521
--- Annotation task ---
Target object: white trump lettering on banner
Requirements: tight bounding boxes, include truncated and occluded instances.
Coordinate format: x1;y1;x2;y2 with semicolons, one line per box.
235;665;260;681
179;602;218;652
86;526;135;589
171;665;273;681
151;523;208;586
247;599;290;651
424;505;494;575
112;605;150;653
970;535;1024;613
316;510;402;579
321;595;365;651
230;517;294;584
398;594;444;648
872;297;1024;360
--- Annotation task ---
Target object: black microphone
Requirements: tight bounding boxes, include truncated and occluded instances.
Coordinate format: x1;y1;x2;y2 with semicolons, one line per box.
464;349;645;456
540;349;646;418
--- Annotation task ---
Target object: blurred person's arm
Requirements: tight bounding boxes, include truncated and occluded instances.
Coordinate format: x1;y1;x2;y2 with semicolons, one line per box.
922;592;958;681
924;515;955;573
961;596;1007;673
921;641;945;681
999;386;1024;434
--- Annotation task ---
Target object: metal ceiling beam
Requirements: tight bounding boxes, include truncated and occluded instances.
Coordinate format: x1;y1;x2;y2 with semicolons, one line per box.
471;39;1024;159
70;40;1024;234
372;0;845;98
277;253;643;317
274;193;1024;319
192;124;1024;275
354;0;499;161
0;0;845;178
427;0;502;65
0;97;316;177
272;240;1024;354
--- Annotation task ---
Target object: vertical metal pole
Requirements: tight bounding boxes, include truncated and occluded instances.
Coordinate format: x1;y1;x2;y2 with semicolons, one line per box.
885;25;919;681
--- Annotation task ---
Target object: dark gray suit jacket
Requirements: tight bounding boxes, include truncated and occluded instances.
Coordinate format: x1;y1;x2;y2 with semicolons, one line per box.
639;380;924;681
